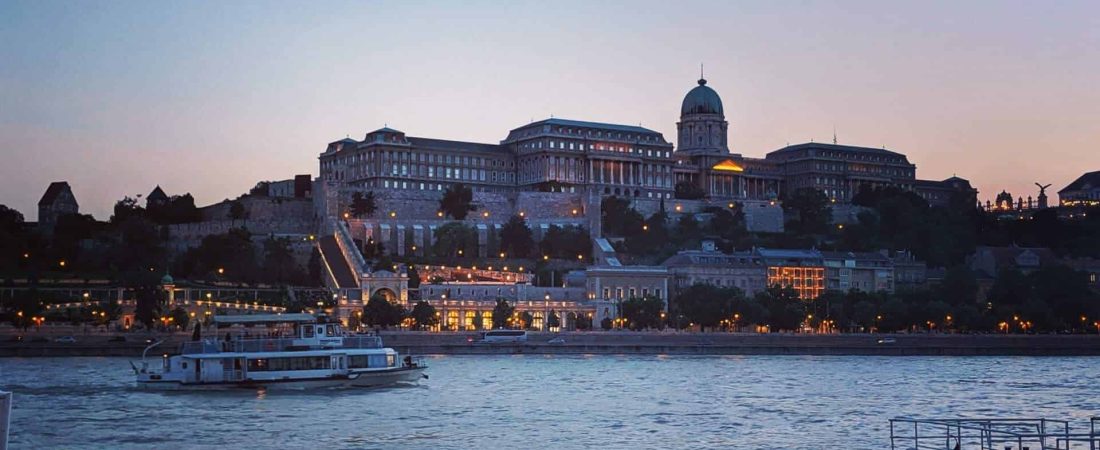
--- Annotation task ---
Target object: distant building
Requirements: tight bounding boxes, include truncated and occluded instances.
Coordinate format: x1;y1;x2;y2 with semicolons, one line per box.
37;181;78;234
754;248;825;299
821;251;894;293
268;175;313;198
318;77;969;205
1058;170;1100;207
662;243;767;296
890;250;928;288
146;185;169;208
967;245;1060;278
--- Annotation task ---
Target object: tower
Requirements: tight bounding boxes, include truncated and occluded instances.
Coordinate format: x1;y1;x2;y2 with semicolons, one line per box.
676;77;729;155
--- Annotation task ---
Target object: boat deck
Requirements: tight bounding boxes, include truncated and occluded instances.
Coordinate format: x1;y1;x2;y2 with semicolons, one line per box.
890;417;1100;450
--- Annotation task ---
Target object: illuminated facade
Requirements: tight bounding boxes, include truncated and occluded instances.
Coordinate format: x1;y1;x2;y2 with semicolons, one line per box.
1058;170;1100;207
756;249;825;299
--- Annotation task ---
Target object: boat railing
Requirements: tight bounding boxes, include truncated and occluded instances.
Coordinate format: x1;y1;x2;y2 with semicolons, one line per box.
178;336;383;354
890;417;1100;450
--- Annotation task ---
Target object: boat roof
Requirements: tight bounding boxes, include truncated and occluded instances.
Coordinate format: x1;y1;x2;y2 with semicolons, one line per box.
211;313;317;325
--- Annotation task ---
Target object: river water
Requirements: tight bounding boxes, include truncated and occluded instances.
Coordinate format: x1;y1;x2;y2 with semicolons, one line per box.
2;355;1098;449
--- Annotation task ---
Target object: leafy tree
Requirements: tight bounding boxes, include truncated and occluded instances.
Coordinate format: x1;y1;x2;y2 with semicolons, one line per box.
363;293;404;329
674;181;705;200
601;196;644;237
707;206;746;241
621;296;664;330
349;191;377;219
674;214;702;244
134;285;163;329
108;216;166;275
938;266;979;307
755;285;804;331
574;313;592;330
177;228;258;283
262;237;303;284
170;306;190;331
307;248;323;287
439;183;476;220
491;299;515;329
432;222;477;258
228;200;247;225
111;196;145;224
7;288;43;330
674;284;740;330
473;310;484;330
538;225;591;260
408;301;438;330
103;299;123;325
783;187;832;235
499;215;535;258
1029;265;1099;330
600;316;612;330
147;194;201;225
406;264;421;289
547;310;561;329
520;311;534;330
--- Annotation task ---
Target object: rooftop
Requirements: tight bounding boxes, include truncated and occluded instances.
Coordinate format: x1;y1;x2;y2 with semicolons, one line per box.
1059;170;1100;193
514;117;664;137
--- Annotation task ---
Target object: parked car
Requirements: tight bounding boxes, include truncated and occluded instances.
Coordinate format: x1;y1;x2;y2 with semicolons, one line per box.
108;336;126;342
877;337;897;345
54;336;77;343
7;335;24;343
547;337;566;345
30;336;48;343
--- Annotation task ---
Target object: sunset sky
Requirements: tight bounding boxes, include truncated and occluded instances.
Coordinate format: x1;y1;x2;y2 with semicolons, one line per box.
2;0;1098;220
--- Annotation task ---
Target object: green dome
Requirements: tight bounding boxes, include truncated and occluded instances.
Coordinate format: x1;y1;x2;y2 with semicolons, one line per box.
161;273;174;284
681;78;724;116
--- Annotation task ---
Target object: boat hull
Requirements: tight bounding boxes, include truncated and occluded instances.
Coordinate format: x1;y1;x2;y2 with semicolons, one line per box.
137;367;427;391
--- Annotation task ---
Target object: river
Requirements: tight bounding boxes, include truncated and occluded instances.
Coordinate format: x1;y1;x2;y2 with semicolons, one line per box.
2;355;1098;449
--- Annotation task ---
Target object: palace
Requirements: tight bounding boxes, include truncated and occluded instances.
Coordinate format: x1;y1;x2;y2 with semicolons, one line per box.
319;76;974;207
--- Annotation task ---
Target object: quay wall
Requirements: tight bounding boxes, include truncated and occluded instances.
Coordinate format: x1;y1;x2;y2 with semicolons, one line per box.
3;332;1099;357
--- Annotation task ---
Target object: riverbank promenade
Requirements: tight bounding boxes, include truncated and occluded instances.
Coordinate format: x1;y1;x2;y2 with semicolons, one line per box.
2;329;1099;357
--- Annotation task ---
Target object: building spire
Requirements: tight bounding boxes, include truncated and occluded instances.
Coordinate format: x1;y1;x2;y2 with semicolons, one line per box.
833;126;837;145
698;63;706;85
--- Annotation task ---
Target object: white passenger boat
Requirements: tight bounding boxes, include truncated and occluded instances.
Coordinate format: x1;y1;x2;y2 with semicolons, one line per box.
133;314;427;390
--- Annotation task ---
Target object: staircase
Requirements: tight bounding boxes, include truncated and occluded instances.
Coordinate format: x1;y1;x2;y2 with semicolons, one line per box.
318;235;358;289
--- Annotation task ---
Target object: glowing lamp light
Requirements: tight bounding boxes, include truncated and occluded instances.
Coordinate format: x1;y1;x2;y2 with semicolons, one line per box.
389;211;397;218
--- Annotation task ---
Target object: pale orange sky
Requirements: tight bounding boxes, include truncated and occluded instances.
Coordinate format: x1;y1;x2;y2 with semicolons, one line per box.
2;0;1098;219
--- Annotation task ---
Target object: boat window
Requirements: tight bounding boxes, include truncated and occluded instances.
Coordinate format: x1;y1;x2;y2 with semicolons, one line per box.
304;326;314;338
182;362;188;369
316;325;325;336
326;325;337;336
387;354;396;367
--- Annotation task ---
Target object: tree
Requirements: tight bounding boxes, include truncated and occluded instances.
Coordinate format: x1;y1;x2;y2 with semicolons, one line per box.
7;288;43;330
674;284;741;330
938;266;979;307
439;183;475;220
491;299;515;329
783;187;832;235
674;181;705;200
601;196;644;237
600;316;612;330
547;310;561;329
520;311;534;330
262;237;303;285
363;293;404;329
111;196;145;224
170;306;190;331
350;191;377;219
433;222;477;258
499;215;535;258
621;296;664;330
755;285;804;331
228;200;247;226
134;285;163;329
408;301;438;330
103;299;123;325
538;225;591;261
674;214;702;244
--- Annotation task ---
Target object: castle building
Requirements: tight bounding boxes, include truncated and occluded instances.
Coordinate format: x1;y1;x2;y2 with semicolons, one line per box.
37;181;78;234
318;77;971;206
1058;170;1100;207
